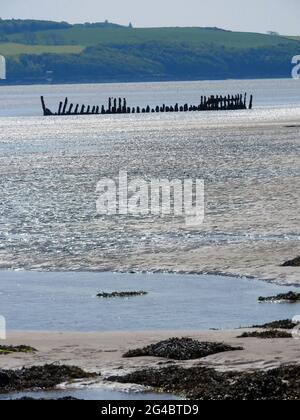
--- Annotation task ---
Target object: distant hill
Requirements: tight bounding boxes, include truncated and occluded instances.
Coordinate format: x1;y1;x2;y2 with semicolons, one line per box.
0;19;299;84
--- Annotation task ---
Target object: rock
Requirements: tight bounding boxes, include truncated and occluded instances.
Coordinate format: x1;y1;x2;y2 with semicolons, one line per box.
97;291;148;298
251;319;297;330
282;257;300;267
108;364;300;400
238;330;293;339
258;292;300;303
123;337;243;360
0;364;97;394
0;372;10;387
0;345;37;355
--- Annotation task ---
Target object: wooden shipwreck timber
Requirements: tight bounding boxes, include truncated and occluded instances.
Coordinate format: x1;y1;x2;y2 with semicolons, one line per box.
41;93;253;117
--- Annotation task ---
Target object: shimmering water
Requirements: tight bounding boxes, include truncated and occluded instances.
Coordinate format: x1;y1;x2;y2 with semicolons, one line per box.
0;79;299;276
0;388;179;401
1;271;300;332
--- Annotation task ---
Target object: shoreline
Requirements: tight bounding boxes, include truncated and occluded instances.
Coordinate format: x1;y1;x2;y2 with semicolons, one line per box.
2;329;300;374
0;264;299;287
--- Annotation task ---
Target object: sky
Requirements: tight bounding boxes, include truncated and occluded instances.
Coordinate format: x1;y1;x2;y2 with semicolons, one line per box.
1;0;299;35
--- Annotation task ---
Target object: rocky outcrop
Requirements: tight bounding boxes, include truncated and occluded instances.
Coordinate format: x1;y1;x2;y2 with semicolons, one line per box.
282;257;300;267
238;330;293;339
258;292;300;303
0;345;37;355
108;364;300;400
251;319;297;329
123;337;243;360
0;365;97;394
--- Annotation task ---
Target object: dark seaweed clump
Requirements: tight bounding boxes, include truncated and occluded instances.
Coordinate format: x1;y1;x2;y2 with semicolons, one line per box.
97;291;148;298
123;338;243;360
251;319;297;330
281;257;300;267
238;330;293;339
108;364;300;400
0;365;97;394
258;292;300;303
0;345;37;355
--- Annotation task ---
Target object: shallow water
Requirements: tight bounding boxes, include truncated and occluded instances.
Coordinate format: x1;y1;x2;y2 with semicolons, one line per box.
1;79;300;117
1;271;300;332
0;388;178;401
0;80;299;275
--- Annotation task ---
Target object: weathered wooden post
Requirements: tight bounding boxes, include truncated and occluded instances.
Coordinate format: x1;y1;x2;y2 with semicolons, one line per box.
123;98;127;113
40;96;53;116
74;104;79;114
200;96;204;109
58;101;63;115
101;105;105;114
80;105;85;114
108;98;112;113
249;95;253;109
67;103;74;114
62;97;68;115
41;96;47;115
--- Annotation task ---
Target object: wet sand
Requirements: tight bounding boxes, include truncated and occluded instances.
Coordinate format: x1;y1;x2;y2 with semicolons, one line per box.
2;330;300;375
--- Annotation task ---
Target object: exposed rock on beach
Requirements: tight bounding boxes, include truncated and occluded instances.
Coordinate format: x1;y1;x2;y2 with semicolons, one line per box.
237;330;293;339
109;364;300;400
258;292;300;303
0;364;97;394
251;319;297;330
0;346;37;355
281;257;300;267
123;337;243;360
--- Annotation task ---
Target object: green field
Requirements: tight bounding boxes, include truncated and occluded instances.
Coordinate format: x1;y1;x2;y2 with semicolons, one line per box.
0;43;84;56
6;26;299;49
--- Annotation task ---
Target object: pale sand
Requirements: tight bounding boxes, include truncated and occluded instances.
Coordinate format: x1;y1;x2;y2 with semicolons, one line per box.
119;240;300;285
1;330;300;376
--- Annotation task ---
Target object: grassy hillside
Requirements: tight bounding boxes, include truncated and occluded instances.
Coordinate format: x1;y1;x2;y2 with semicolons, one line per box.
0;43;83;56
5;26;298;49
0;19;299;84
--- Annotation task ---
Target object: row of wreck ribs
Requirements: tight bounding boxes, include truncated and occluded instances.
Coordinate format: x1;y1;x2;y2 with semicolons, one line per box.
41;93;253;116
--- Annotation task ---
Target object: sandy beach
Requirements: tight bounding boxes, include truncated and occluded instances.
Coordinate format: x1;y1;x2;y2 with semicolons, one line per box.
2;330;300;376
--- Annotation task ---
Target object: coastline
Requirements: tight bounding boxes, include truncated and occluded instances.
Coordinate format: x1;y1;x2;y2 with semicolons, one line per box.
2;329;300;374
